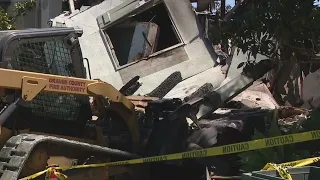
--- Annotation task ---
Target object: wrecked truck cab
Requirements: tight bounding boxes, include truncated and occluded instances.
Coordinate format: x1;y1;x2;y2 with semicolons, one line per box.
50;0;224;98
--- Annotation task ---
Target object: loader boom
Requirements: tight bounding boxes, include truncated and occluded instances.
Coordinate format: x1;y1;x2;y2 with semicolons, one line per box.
0;67;139;149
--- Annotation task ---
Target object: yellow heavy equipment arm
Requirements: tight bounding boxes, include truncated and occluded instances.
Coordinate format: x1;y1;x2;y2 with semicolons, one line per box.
0;68;139;150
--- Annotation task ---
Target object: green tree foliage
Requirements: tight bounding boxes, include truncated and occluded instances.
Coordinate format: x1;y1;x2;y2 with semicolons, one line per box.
207;0;320;172
211;0;320;63
0;0;36;30
240;110;312;172
14;0;36;17
0;8;15;30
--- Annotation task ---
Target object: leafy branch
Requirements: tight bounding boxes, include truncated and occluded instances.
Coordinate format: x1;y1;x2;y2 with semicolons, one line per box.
0;8;15;30
0;0;36;30
13;0;36;17
209;0;320;64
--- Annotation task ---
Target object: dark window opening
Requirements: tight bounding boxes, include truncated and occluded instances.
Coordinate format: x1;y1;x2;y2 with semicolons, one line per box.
105;3;181;66
73;0;104;10
62;0;70;12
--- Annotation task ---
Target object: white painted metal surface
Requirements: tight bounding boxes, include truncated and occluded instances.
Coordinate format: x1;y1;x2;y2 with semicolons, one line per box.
51;0;225;96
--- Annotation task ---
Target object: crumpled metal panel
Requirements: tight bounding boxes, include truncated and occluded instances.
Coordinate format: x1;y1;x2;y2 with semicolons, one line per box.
164;0;204;43
97;0;202;44
97;0;159;29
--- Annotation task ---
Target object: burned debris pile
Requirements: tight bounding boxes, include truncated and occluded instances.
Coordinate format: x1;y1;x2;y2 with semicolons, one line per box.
47;0;320;179
111;57;320;179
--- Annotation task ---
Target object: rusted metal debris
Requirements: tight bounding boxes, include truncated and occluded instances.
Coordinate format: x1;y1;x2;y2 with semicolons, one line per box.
127;96;159;112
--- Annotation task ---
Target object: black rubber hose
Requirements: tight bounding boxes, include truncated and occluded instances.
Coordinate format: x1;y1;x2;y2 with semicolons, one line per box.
120;76;140;95
0;98;22;126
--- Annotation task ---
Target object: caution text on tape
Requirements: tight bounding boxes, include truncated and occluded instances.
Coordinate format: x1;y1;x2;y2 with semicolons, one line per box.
20;130;320;180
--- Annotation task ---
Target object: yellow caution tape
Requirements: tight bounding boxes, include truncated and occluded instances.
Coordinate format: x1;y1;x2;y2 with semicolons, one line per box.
20;130;320;180
263;163;293;180
45;168;68;180
263;156;320;171
261;156;320;179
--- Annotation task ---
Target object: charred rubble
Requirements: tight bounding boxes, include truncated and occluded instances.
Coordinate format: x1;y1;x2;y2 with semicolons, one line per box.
89;54;317;180
95;59;280;179
122;57;318;180
54;0;320;179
